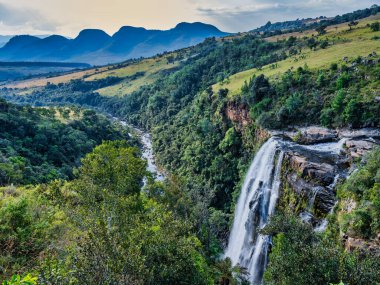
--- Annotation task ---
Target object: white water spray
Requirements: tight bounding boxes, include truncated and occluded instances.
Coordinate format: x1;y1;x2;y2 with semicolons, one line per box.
225;138;284;284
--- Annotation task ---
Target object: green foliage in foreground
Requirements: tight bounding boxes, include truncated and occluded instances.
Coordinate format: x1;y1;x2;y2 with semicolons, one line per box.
1;141;214;285
263;213;380;285
2;274;37;285
338;147;380;239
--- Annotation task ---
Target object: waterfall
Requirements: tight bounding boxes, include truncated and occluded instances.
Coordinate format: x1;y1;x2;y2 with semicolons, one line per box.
225;138;284;284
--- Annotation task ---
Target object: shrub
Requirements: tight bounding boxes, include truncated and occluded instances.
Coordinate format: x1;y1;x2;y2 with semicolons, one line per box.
2;274;37;285
370;22;380;32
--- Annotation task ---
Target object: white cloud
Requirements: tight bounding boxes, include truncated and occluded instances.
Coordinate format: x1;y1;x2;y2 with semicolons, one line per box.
0;2;57;35
194;0;379;32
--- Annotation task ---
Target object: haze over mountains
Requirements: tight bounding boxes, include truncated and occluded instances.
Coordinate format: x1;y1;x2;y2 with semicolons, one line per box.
0;22;228;65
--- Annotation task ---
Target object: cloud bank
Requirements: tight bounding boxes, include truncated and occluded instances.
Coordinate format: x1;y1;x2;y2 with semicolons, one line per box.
0;2;57;35
195;0;379;32
0;0;378;36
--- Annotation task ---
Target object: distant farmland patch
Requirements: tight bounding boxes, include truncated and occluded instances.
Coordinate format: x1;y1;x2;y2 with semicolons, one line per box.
0;61;91;83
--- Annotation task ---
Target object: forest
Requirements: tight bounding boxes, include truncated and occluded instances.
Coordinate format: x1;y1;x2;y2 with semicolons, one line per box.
1;7;380;285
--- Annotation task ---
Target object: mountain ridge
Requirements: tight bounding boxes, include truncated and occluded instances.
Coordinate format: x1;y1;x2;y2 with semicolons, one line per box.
0;22;228;65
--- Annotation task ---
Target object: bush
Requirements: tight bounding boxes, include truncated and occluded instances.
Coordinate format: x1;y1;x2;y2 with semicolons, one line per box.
263;212;380;285
370;22;380;32
2;274;37;285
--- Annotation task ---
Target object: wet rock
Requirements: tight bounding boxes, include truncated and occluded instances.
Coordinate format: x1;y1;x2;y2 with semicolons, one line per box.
274;126;380;223
295;127;338;144
345;139;376;157
286;173;336;214
287;172;313;196
338;128;380;140
315;187;336;213
288;153;336;185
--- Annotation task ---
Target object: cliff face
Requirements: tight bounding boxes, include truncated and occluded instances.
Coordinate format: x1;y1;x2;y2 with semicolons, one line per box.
225;101;252;130
224;102;380;243
276;126;380;250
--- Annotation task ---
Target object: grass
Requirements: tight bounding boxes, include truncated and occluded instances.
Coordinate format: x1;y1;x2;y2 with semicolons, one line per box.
4;66;110;89
212;14;380;97
91;55;180;96
5;53;182;97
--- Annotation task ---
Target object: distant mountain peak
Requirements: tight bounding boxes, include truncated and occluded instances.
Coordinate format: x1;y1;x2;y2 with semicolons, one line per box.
0;22;228;65
76;29;111;38
174;22;222;32
116;26;148;33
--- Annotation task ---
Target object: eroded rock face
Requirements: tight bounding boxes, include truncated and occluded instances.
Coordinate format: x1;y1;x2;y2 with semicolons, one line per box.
271;126;338;144
345;139;376;158
279;127;379;220
344;235;380;253
225;101;252;129
295;127;338;145
283;149;338;217
288;154;336;186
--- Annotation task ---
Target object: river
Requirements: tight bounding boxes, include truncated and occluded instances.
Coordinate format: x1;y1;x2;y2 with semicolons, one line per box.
113;118;165;182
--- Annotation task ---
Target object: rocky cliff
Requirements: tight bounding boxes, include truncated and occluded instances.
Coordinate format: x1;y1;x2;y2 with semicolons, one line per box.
275;126;380;249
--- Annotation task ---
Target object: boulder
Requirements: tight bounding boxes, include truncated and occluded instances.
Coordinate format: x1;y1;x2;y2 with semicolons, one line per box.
295;126;338;144
345;139;375;157
288;153;336;185
286;172;336;214
225;101;252;129
314;187;336;213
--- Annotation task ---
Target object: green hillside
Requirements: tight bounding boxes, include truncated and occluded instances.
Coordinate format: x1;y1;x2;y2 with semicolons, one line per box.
213;14;380;96
1;8;380;285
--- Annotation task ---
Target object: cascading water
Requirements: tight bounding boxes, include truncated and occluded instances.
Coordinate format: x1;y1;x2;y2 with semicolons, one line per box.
225;138;284;284
225;136;353;283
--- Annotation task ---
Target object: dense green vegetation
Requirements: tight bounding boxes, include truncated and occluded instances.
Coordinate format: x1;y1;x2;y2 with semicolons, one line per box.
1;35;291;254
0;99;127;185
239;60;380;129
0;141;218;284
0;9;380;284
338;147;380;239
262;212;380;285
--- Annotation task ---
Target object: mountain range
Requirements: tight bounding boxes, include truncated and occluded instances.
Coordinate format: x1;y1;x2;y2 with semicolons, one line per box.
0;22;228;65
0;36;13;48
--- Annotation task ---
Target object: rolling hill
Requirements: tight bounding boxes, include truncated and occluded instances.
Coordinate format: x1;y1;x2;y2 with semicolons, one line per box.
0;22;228;65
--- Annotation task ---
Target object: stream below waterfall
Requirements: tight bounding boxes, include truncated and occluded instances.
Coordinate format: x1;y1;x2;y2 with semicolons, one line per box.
113;118;165;182
225;137;347;285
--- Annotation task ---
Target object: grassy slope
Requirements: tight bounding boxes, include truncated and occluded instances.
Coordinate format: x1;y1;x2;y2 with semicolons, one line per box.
212;14;380;97
5;53;183;97
91;55;181;97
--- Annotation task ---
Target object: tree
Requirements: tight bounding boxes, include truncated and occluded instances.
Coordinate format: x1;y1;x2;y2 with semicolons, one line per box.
370;22;380;32
250;74;272;104
70;142;211;285
348;21;359;30
316;25;327;35
307;37;318;49
75;140;147;202
263;212;380;285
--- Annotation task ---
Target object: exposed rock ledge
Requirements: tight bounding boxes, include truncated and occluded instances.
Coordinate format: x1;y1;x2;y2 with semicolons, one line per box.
278;126;380;226
271;126;380;145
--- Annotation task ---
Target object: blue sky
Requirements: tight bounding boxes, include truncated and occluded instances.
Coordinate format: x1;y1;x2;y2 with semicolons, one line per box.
0;0;378;36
